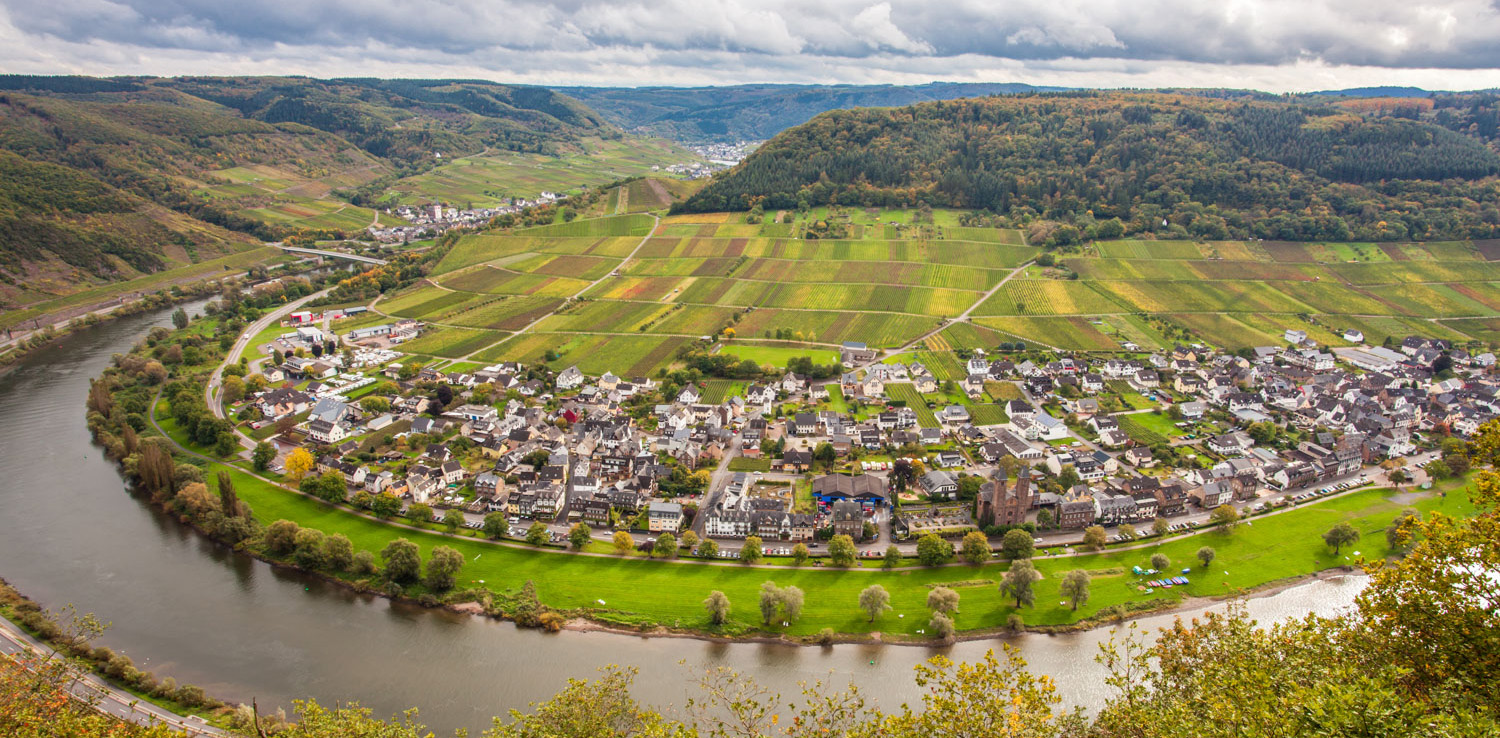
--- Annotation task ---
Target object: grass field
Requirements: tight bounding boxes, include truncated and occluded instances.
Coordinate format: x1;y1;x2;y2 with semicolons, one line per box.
720;344;839;368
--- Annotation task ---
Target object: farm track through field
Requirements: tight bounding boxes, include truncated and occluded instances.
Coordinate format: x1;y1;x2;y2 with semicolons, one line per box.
453;215;664;360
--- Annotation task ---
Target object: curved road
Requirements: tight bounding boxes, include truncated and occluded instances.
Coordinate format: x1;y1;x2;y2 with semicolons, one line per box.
0;617;223;736
205;288;332;450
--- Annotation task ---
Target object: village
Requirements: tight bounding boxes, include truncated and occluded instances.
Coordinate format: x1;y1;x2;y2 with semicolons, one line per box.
228;312;1494;560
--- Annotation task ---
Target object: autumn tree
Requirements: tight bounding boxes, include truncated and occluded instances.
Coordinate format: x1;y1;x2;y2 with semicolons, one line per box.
828;534;857;567
1082;525;1108;551
927;586;960;615
284;447;315;481
960;530;991;564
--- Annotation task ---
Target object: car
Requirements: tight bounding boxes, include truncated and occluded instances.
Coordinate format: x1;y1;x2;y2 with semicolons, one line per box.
1033;537;1044;544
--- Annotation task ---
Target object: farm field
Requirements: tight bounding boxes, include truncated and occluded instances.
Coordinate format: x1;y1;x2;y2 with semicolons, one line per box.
973;316;1119;351
475;332;688;376
356;211;1500;374
397;326;507;358
885;383;940;427
382;137;706;206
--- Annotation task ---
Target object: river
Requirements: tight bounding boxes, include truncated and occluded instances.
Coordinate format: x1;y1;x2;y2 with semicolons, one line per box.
0;302;1368;733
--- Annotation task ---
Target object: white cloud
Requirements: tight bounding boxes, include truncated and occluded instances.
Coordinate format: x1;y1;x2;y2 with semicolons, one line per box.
5;0;1500;89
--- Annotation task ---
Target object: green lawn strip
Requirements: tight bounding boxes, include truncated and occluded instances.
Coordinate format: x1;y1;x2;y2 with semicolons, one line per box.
720;344;838;367
204;452;1475;637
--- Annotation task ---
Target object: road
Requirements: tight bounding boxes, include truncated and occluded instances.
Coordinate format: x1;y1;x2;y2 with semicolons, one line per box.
0;616;224;736
205;287;332;451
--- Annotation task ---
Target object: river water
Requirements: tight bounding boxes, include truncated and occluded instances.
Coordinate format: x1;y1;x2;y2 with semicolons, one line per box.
0;302;1368;733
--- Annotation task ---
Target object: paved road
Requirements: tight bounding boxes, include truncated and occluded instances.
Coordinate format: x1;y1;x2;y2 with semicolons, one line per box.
0;616;224;736
205;287;332;450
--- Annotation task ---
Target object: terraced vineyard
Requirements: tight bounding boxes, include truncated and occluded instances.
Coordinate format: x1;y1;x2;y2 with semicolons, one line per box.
362;209;1500;377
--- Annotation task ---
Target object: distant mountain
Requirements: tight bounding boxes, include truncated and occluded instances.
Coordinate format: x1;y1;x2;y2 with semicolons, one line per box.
0;75;621;306
682;92;1500;243
553;82;1063;142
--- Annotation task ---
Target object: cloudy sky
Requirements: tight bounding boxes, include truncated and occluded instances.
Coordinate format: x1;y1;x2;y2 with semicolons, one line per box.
3;0;1500;91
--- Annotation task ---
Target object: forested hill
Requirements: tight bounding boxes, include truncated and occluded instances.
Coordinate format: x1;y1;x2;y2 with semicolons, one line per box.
0;76;618;307
680;93;1500;243
555;82;1057;142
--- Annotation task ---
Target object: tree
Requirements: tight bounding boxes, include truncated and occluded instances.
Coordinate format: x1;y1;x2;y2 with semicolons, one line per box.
526;522;549;546
221;375;245;405
1388;468;1408;487
284;447;315;481
653;533;677;558
1386;508;1421;552
1210;504;1240;531
381;538;421;584
1119;524;1137;541
779;586;804;622
483;512;507;539
1057;465;1080;490
960;530;991;564
928;611;956;640
1150;553;1170;572
568;523;592;550
1035;508;1054;530
882;544;903;569
1152;517;1170;537
612;530;635;555
264;519;300;555
293;528;326;569
1323;522;1361;555
813;442;837;470
680;530;699;552
759;581;781;624
1000;560;1041;608
252;441;276;471
1424;459;1452;481
1197;546;1216;569
424;545;464;592
1059;569;1091;611
704;590;731;626
999;529;1034;560
1082;525;1108;551
916;534;951;566
171;307;189;330
215;471;241;518
828;534;857;567
927;586;960;615
791;543;810;566
442;509;465;533
859;584;891;622
323;533;355;572
741;535;763;564
371;494;400;519
406;503;433;524
697;538;719;558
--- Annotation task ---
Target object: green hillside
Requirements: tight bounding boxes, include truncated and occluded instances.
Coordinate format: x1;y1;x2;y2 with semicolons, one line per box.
682;92;1500;243
0;75;626;309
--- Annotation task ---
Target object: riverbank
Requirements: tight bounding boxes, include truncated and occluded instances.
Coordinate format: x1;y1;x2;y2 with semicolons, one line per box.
0;577;229;734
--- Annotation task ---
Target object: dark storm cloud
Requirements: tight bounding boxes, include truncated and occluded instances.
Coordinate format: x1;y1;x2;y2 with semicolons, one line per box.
3;0;1500;87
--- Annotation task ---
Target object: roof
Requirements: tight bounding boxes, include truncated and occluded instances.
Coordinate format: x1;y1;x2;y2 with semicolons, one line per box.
811;474;889;501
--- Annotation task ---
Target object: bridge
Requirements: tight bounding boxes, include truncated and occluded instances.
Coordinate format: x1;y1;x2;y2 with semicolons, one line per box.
276;245;388;266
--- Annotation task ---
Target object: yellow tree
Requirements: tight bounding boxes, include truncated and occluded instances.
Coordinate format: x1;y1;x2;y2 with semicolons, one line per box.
285;447;315;481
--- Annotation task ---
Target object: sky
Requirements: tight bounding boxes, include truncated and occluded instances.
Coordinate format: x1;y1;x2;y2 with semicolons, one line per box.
3;0;1500;91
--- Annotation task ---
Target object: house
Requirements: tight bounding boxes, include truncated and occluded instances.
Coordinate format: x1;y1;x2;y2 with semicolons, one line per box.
831;500;864;538
914;375;938;393
1342;329;1364;343
920;470;959;500
775;449;813;473
1178;401;1207;419
307;418;346;445
705;509;751;538
1059;498;1096;529
648;502;683;533
555;366;584;390
939;405;971;425
792;413;819;436
1208;432;1253;456
1192;480;1235;509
